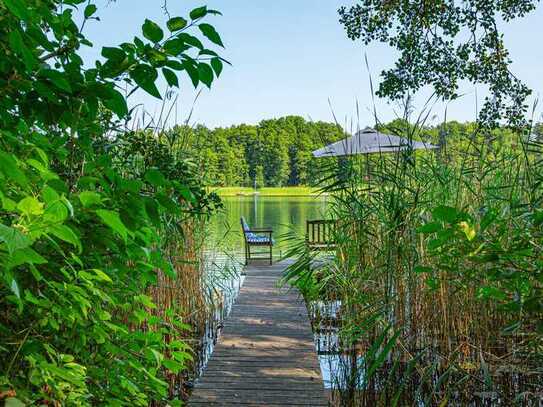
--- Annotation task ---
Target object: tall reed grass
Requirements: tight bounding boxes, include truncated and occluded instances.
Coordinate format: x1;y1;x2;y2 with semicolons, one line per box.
285;108;543;406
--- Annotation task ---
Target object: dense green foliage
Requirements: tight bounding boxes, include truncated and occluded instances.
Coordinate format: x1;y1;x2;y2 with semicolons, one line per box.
339;0;537;126
174;117;542;189
167;117;344;187
0;1;224;404
284;121;543;405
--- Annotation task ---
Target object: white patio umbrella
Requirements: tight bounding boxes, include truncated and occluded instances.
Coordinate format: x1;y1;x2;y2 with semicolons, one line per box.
312;127;438;158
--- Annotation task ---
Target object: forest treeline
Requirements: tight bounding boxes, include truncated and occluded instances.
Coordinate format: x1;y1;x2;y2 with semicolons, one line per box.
169;116;344;187
166;117;543;187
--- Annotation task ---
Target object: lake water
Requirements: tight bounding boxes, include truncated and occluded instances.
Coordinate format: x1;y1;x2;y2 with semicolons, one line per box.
207;195;329;259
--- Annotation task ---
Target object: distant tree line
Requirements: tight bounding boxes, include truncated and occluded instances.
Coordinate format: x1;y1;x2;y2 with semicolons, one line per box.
168;116;344;187
167;117;543;188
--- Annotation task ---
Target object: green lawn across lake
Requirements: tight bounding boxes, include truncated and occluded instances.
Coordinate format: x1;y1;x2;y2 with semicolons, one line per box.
211;186;322;197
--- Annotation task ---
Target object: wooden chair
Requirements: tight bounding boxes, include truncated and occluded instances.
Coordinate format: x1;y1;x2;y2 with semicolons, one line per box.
240;217;274;265
306;219;337;251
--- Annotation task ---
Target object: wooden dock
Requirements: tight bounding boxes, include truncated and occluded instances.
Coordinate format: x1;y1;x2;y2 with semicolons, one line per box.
189;261;327;406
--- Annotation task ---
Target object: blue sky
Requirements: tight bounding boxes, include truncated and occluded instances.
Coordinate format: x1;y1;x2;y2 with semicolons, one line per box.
83;1;543;129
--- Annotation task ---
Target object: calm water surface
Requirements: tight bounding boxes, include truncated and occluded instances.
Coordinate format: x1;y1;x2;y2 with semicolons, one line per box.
207;195;329;257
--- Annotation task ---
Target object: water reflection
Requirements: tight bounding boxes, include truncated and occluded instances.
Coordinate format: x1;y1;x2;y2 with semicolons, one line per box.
208;196;329;255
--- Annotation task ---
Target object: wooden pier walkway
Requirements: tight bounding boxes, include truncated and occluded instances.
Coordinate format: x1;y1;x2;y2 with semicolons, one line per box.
189;261;327;406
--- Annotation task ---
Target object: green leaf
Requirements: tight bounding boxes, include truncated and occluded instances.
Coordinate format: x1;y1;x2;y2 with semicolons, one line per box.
178;33;204;50
142;19;164;43
41;69;72;93
0;151;28;187
4;397;26;407
49;225;82;252
101;46;125;61
162;68;179;88
102;88;128;118
199;23;224;47
432;205;458;223
198;63;214;88
162;359;184;373
0;224;32;254
481;209;497;231
210;57;223;77
477;286;507;301
17;197;44;216
43;201;68;223
135;294;157;309
165;60;184;70
8;30;36;69
3;0;30;20
416;222;441;234
96;210;129;242
190;6;208;20
8;247;48;269
144;198;160;225
163;38;188;56
92;269;112;283
167;17;188;31
145;169;167;187
183;60;199;87
84;4;97;18
130;64;161;99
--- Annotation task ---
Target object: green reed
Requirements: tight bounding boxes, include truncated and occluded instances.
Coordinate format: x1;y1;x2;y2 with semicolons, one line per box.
285;118;543;406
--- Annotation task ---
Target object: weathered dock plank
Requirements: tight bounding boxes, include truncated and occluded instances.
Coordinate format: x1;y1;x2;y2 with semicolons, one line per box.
189;261;327;406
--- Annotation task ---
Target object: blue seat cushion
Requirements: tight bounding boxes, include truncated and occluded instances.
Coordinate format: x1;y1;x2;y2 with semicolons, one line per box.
246;233;273;244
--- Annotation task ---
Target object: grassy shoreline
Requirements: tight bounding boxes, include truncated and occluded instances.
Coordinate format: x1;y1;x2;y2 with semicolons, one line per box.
210;186;323;197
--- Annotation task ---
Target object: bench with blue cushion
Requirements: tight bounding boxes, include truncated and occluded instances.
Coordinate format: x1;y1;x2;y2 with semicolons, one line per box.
241;216;274;265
